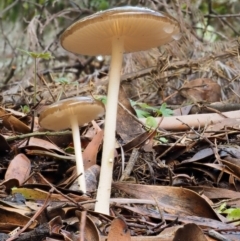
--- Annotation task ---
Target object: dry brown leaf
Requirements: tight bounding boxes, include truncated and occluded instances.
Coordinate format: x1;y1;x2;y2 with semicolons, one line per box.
181;147;214;164
0;107;30;133
187;186;240;199
83;129;103;170
5;154;31;185
117;86;144;143
197;163;240;182
173;223;208;241
204;118;240;137
221;159;240;180
108;216;131;241
19;137;65;153
175;163;218;183
122;130;156;152
75;210;100;241
48;216;63;235
0;206;37;232
122;205;233;230
113;183;219;219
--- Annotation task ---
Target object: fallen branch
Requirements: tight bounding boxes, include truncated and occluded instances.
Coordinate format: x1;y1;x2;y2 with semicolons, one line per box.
139;110;240;131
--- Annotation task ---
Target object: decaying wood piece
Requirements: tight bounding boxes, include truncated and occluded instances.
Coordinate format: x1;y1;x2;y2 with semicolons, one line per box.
140;110;240;131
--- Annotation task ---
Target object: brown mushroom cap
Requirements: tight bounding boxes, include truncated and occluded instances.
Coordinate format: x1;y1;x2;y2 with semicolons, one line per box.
60;6;180;56
39;97;105;131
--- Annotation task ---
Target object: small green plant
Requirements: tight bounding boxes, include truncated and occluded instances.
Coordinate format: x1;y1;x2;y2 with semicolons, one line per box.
54;76;80;101
145;116;158;129
130;100;173;118
95;95;107;105
97;97;173;130
217;203;240;225
21;105;30;114
131;100;173;128
90;0;109;10
130;100;172;143
18;49;53;105
55;77;70;85
94;97;170;143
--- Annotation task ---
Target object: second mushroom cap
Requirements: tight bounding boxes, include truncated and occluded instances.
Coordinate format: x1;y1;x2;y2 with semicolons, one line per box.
39;96;105;131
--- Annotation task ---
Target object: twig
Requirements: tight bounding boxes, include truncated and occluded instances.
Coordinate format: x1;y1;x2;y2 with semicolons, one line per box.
25;149;75;161
199;104;228;118
208;229;231;241
6;130;72;142
3;65;16;85
80;211;87;241
37;73;55;101
120;148;139;181
152;195;165;223
205;13;240;18
31;172;86;207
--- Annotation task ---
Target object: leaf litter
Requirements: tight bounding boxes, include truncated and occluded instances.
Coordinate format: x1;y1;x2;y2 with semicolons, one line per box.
1;1;240;241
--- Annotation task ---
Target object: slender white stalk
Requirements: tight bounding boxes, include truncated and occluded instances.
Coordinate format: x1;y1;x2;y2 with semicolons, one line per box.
95;37;124;214
70;117;86;193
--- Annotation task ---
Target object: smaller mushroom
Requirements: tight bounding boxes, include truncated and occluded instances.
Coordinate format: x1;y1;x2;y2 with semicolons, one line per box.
38;97;105;193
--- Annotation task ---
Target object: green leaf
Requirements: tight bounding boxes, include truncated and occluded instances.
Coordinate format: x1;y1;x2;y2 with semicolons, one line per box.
91;0;109;10
98;0;109;10
130;100;173;119
65;146;75;154
226;208;240;225
129;99;137;107
145;116;157;129
222;208;236;214
135;109;150;118
95;95;107;105
18;48;53;60
217;203;227;213
159;103;173;117
55;77;70;84
137;102;149;109
20;105;30;114
159;137;168;143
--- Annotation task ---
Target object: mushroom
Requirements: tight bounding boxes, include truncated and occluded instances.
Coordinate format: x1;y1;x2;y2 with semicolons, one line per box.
60;6;180;214
38;97;105;193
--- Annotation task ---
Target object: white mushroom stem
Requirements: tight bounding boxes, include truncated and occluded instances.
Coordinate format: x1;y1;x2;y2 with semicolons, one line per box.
95;37;124;214
70;117;86;193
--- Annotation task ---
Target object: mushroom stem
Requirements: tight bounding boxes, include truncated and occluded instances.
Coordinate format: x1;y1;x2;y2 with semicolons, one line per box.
95;37;124;214
70;117;86;193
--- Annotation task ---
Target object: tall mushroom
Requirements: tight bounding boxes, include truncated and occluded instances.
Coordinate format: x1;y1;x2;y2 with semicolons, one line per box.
39;97;105;194
60;6;180;214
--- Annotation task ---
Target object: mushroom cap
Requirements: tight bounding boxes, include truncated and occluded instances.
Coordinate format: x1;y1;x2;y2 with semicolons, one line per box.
60;6;180;56
39;97;105;131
